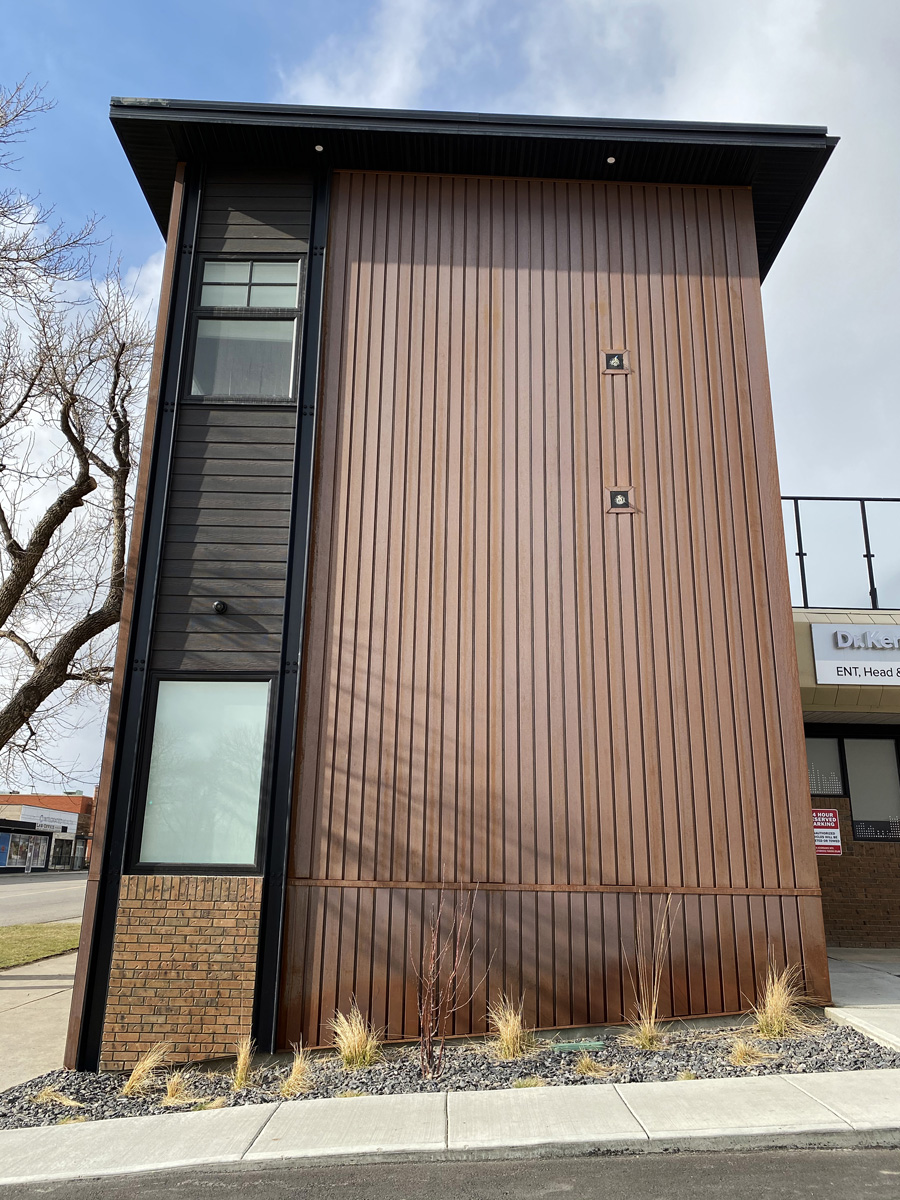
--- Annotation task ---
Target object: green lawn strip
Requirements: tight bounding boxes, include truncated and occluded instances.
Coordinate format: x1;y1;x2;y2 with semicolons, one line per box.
0;923;82;969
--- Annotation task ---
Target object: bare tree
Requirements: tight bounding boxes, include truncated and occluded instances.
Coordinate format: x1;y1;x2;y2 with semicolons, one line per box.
414;885;484;1079
0;82;153;781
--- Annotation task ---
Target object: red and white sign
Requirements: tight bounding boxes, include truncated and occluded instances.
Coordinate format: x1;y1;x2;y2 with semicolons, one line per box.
812;808;842;856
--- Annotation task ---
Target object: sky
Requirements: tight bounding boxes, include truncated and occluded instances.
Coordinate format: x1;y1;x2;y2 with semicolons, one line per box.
1;0;899;788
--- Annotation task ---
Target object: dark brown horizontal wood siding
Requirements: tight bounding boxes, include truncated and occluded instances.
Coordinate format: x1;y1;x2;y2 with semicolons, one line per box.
150;405;297;672
198;173;312;254
279;170;828;1047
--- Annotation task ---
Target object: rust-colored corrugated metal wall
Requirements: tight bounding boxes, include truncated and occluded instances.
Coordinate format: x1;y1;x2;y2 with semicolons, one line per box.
278;171;828;1048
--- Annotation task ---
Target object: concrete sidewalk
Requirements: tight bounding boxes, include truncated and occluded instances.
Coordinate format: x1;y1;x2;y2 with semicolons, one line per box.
826;948;900;1051
1;1070;899;1186
0;952;76;1092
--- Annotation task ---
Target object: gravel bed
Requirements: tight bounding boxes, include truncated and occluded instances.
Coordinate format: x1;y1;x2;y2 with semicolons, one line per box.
2;1022;899;1131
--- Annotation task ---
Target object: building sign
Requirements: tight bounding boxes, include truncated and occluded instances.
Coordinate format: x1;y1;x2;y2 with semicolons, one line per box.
811;623;900;686
812;808;842;855
19;805;72;833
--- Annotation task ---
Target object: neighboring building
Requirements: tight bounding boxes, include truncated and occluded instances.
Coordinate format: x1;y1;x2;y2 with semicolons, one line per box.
0;793;95;872
67;100;845;1072
783;501;900;947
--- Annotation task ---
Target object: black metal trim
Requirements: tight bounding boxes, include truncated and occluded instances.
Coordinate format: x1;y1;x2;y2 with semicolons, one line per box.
126;672;278;876
252;168;331;1053
74;167;203;1070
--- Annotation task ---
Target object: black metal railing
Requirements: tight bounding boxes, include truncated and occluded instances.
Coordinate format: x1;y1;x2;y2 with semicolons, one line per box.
782;496;900;610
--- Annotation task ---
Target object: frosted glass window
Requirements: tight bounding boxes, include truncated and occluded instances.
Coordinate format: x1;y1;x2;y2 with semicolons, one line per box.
191;319;294;397
845;739;900;823
806;738;844;796
139;680;270;865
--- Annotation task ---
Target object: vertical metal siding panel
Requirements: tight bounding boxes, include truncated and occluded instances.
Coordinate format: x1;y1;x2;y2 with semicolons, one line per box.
708;190;777;896
375;176;410;883
472;178;493;888
440;176;465;882
500;179;521;887
514;182;537;887
422;179;450;884
691;189;750;893
281;171;827;1046
364;176;399;885
582;187;617;888
631;187;668;888
656;188;702;891
555;185;587;890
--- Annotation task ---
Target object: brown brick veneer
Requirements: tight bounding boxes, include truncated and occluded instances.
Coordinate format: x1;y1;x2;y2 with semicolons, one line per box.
816;796;900;947
99;875;263;1070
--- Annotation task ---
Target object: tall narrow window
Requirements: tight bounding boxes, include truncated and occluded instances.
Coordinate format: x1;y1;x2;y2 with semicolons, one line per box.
138;680;271;867
845;738;900;841
805;737;843;796
190;260;301;400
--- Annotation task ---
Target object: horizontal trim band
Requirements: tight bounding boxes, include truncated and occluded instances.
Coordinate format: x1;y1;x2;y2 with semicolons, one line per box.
287;880;821;898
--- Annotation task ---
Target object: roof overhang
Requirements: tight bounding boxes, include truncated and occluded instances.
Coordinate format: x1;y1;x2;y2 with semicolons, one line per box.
110;98;838;280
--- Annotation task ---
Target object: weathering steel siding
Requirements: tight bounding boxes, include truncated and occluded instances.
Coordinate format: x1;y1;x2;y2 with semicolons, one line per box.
279;170;828;1047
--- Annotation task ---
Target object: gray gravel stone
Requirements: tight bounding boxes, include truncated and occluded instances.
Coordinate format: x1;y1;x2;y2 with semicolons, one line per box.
1;1022;898;1131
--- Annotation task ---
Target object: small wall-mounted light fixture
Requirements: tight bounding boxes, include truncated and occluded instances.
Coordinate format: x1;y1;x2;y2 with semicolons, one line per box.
607;487;636;513
607;156;616;164
314;144;324;152
213;600;228;614
603;350;629;374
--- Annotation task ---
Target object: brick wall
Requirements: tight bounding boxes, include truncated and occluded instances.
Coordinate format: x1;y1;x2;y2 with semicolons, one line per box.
99;875;263;1070
815;796;900;947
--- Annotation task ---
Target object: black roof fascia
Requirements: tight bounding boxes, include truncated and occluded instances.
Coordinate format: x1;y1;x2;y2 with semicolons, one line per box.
110;98;837;280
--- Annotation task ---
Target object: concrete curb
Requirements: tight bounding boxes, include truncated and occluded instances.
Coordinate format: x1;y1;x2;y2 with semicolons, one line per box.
1;1071;900;1186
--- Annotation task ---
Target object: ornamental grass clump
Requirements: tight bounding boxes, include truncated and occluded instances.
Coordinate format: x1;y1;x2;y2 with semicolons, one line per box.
120;1042;170;1097
729;1038;779;1068
574;1054;617;1078
331;1001;382;1069
620;896;677;1052
30;1087;83;1108
512;1076;546;1088
231;1035;256;1091
280;1043;314;1098
487;995;536;1060
160;1071;203;1107
751;961;816;1040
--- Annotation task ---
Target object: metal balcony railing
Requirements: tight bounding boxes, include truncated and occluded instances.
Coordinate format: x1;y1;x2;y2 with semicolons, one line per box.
782;496;900;610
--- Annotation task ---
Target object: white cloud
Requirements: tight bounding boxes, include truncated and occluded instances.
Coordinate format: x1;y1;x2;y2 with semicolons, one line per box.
280;0;462;109
277;0;900;495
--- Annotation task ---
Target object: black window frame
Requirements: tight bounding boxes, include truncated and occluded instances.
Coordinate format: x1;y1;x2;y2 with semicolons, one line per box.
126;670;278;876
805;725;900;842
184;253;308;406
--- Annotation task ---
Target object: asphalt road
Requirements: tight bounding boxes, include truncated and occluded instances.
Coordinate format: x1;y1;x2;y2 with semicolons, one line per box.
4;1150;900;1200
0;872;87;927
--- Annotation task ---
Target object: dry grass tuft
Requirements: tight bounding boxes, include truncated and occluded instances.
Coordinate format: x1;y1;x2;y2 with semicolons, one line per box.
231;1035;256;1091
620;895;676;1052
330;1001;382;1070
337;1089;367;1098
30;1087;83;1108
676;1070;698;1080
120;1042;170;1097
280;1043;314;1098
192;1096;228;1111
160;1071;201;1107
487;995;536;1060
512;1076;546;1088
751;961;816;1040
729;1038;779;1068
574;1054;617;1078
57;1115;89;1124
